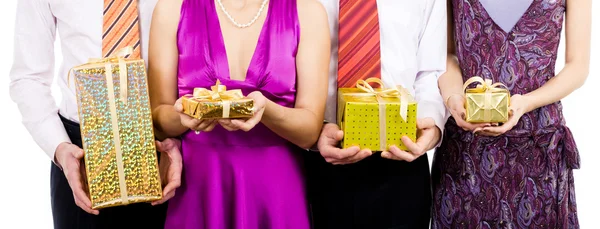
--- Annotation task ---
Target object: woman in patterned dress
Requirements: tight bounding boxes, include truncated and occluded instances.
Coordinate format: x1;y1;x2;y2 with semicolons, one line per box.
433;0;591;228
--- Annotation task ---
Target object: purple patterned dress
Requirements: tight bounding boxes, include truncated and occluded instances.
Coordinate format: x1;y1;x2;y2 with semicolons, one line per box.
432;0;580;228
164;0;310;228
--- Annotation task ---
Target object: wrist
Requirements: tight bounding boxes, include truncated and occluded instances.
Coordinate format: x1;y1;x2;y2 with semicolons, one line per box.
521;94;537;113
261;98;277;122
54;142;72;169
445;93;464;108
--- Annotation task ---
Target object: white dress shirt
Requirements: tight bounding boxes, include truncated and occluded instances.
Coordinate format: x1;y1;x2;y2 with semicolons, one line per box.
319;0;448;136
9;0;157;160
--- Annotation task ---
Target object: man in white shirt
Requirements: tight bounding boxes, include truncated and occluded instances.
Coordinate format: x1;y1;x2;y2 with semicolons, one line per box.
305;0;447;228
9;1;180;228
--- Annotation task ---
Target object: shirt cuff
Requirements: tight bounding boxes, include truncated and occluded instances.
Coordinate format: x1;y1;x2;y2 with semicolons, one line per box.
26;116;72;164
417;103;447;148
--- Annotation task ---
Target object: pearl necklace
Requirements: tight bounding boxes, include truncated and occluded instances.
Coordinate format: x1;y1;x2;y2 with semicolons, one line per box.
217;0;269;28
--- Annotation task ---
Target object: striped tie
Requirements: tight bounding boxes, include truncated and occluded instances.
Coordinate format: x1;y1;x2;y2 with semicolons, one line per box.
103;0;141;58
337;0;381;88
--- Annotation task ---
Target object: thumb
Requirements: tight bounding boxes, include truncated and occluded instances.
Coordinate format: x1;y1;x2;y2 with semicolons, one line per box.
174;98;184;112
155;141;164;151
417;118;435;130
72;148;84;159
324;124;343;141
334;130;344;142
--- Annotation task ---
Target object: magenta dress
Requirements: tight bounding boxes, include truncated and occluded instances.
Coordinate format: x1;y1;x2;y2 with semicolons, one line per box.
432;0;579;228
164;0;310;228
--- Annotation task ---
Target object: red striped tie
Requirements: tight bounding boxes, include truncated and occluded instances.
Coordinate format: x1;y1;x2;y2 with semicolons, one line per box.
337;0;381;88
103;0;141;58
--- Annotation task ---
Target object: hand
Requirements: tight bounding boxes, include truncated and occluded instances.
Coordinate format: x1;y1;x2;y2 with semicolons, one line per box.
475;94;530;136
317;123;372;165
218;91;266;132
152;138;183;205
55;142;99;215
446;93;492;131
174;97;217;132
381;118;440;162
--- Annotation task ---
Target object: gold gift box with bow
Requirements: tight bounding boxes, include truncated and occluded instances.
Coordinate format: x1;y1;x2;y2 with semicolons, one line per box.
71;47;162;209
464;76;511;123
337;78;417;151
181;80;254;120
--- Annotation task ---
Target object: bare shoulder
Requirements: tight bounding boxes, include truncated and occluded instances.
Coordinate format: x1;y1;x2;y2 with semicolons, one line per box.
296;0;328;30
153;0;184;22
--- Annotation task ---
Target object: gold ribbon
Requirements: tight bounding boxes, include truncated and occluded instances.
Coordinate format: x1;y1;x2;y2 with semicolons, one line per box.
463;76;508;122
69;46;135;205
69;47;133;104
345;78;411;151
191;80;245;118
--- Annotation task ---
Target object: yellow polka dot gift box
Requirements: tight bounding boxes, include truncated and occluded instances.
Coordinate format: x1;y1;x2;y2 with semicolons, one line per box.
337;78;417;152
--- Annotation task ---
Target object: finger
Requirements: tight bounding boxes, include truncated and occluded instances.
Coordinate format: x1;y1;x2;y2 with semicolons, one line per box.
68;176;97;215
482;123;512;136
152;189;176;205
317;134;343;158
71;148;84;159
323;146;360;163
156;141;168;153
322;124;343;141
181;116;201;129
385;145;417;162
74;196;99;215
231;117;260;132
154;179;181;205
218;119;239;131
457;120;491;131
333;149;372;165
174;98;184;112
194;119;216;131
380;151;404;161
482;112;519;134
203;121;218;132
402;135;427;156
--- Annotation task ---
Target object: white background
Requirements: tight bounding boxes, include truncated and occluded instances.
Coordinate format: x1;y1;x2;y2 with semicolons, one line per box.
0;1;598;228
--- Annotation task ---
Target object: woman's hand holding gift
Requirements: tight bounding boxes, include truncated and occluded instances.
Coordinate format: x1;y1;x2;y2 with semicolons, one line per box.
174;97;218;133
219;91;266;132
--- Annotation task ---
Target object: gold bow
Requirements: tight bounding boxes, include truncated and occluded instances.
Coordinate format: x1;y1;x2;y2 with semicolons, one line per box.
346;78;412;151
192;80;245;118
463;76;509;121
69;46;133;104
352;78;411;121
463;76;507;94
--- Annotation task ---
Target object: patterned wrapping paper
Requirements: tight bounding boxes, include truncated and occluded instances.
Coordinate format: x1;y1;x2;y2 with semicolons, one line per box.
71;49;162;209
337;78;417;152
181;80;254;120
464;76;511;123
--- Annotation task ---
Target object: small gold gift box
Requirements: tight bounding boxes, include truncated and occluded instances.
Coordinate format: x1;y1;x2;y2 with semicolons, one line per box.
181;80;254;120
71;47;162;209
337;78;417;151
464;76;511;123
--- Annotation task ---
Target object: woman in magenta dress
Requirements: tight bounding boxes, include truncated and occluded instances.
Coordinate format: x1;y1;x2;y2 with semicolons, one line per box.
147;0;330;228
433;0;591;228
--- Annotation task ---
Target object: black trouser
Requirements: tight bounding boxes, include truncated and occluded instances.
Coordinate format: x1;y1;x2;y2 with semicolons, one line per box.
50;115;167;229
304;152;431;229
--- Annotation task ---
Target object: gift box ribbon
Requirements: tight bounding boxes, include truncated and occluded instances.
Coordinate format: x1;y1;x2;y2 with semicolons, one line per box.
463;76;509;122
344;78;412;151
69;46;135;205
191;80;247;118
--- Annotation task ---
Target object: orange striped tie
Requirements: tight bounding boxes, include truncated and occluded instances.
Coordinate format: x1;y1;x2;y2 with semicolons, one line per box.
103;0;141;58
337;0;381;88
